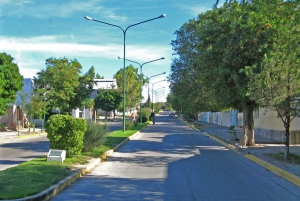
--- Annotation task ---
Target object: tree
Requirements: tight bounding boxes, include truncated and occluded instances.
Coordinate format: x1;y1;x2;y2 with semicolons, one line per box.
17;89;49;131
94;89;122;119
249;1;300;159
194;0;285;146
0;53;23;115
170;0;291;146
33;58;83;114
69;66;96;110
113;65;142;112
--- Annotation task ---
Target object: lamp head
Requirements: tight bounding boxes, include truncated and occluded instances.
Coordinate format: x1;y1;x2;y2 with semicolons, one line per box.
163;72;166;74
161;57;165;60
159;14;166;18
118;56;122;59
84;16;92;20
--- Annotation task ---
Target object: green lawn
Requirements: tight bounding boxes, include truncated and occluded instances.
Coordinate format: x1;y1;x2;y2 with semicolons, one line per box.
0;122;149;200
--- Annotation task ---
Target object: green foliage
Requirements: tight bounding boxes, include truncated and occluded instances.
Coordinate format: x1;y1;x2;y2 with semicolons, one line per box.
82;121;109;152
140;108;151;123
46;115;86;157
0;123;4;131
33;57;96;114
169;0;300;146
228;125;238;141
17;89;49;122
0;157;70;200
94;89;122;117
124;120;134;130
70;66;96;110
266;152;300;164
0;52;23;115
114;65;141;110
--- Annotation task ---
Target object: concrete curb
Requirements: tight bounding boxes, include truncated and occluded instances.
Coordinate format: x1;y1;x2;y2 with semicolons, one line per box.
9;123;150;201
245;154;300;187
17;133;47;139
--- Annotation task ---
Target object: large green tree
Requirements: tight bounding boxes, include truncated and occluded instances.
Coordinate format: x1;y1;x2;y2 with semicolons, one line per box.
249;1;300;159
0;53;23;115
170;0;295;146
94;89;122;119
113;65;143;112
34;57;95;114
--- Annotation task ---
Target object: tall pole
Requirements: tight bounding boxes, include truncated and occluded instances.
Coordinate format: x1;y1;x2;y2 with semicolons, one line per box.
151;79;165;111
145;72;166;107
118;57;164;123
85;14;166;131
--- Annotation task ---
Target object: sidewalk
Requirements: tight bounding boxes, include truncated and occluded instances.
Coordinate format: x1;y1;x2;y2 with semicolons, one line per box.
0;129;46;144
197;121;300;180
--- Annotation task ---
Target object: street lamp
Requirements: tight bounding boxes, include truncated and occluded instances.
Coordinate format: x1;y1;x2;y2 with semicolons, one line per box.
145;72;166;107
151;79;166;111
155;87;165;103
85;14;166;131
118;57;165;123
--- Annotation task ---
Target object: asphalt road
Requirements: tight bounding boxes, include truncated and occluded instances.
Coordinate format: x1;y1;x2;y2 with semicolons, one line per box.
51;115;300;201
0;136;50;171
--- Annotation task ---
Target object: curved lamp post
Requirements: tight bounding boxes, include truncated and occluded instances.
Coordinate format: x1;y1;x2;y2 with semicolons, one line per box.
151;79;166;111
118;57;165;123
84;14;166;131
145;72;166;107
155;87;165;103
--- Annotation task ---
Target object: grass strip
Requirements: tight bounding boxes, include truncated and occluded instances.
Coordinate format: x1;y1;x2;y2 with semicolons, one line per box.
0;122;149;200
265;152;300;165
0;157;71;200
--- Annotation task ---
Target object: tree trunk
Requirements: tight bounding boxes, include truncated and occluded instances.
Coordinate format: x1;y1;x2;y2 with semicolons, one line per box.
240;102;255;147
284;113;290;161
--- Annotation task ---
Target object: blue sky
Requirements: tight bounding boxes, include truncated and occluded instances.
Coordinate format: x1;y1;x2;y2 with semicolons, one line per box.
0;0;223;102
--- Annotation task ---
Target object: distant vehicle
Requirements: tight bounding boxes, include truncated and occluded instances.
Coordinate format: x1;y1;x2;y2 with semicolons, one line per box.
169;111;175;117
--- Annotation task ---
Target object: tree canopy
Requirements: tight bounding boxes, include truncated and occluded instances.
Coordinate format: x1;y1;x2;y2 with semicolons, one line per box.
94;89;122;118
33;57;95;114
114;65;143;111
169;0;300;147
0;53;23;115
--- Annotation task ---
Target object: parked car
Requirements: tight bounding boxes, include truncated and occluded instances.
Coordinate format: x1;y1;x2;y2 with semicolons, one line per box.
169;111;175;117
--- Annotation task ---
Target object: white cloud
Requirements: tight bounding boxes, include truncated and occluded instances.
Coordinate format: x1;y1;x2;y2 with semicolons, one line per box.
1;35;171;78
0;0;126;20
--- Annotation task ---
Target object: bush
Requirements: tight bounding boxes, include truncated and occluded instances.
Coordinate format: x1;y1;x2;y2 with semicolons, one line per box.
124;120;134;130
139;108;151;123
0;123;4;131
82;121;109;152
46;115;86;157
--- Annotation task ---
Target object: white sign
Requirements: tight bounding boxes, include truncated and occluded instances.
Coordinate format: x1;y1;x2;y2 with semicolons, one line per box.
47;149;66;162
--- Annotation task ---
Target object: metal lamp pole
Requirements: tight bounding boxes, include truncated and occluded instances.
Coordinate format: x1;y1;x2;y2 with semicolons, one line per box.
151;79;166;111
84;14;166;131
145;72;166;107
118;57;164;123
155;87;165;103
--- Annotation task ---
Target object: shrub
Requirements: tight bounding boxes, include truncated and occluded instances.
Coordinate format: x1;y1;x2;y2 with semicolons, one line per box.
124;120;134;130
0;123;4;131
46;115;86;157
82;121;109;152
139;108;151;123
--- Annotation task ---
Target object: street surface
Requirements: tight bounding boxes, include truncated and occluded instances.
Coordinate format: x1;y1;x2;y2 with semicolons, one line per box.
51;115;300;201
0;135;49;171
